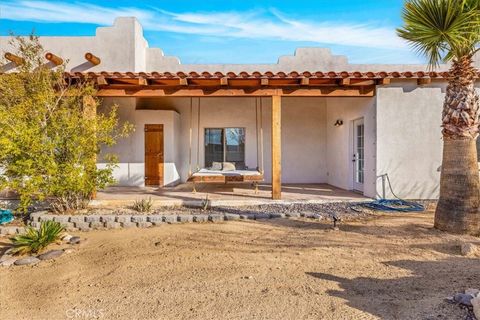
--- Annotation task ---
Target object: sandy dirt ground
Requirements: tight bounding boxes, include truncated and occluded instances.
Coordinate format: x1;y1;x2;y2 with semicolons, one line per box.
1;211;479;320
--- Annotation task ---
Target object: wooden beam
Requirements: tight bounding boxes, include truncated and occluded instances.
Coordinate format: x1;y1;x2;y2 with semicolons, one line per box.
96;86;375;97
271;95;282;200
340;78;351;85
417;78;432;86
261;78;269;86
220;77;228;86
85;52;101;65
4;52;24;65
300;77;309;85
96;76;108;86
45;52;64;66
138;77;148;86
378;78;391;85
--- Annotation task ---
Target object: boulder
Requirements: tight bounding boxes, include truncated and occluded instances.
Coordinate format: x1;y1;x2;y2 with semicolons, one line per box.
453;293;474;306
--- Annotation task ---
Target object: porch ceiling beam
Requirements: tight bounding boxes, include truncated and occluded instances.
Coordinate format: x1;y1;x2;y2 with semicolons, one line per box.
417;78;432;86
378;78;391;85
95;76;109;86
96;86;375;97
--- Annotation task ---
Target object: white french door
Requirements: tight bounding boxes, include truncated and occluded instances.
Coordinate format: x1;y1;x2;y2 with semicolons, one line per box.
353;118;365;192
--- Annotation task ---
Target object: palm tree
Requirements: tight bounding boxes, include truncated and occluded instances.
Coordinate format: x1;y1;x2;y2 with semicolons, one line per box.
397;0;480;234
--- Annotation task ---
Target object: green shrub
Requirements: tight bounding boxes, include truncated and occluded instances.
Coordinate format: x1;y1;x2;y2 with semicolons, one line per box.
0;35;133;214
132;198;153;213
10;220;64;255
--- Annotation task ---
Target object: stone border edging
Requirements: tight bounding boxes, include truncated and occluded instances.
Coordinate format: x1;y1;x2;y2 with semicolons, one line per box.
0;211;297;234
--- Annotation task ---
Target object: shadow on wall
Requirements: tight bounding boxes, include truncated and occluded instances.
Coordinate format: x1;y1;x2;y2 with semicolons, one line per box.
377;158;440;199
306;257;480;319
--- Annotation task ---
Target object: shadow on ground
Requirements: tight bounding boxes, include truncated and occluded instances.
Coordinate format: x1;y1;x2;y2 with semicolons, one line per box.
307;258;480;319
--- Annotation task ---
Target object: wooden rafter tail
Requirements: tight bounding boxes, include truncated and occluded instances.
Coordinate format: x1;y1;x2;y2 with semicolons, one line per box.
4;52;24;66
85;52;101;65
45;52;64;66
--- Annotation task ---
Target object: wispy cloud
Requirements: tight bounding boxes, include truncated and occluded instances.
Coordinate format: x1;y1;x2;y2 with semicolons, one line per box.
0;1;406;50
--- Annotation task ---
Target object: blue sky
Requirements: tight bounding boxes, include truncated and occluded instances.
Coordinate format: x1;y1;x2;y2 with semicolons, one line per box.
0;0;424;65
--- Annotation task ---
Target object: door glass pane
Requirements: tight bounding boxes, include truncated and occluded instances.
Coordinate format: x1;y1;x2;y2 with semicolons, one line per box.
225;128;246;168
356;124;365;184
205;129;223;167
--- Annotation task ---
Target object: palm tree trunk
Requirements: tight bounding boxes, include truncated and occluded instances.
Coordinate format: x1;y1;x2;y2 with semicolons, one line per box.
435;56;480;235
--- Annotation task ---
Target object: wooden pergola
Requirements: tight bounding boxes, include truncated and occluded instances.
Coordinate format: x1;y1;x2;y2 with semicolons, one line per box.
66;70;457;200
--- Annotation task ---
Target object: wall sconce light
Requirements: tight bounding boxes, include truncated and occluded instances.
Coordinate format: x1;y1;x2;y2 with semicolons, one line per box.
334;119;343;127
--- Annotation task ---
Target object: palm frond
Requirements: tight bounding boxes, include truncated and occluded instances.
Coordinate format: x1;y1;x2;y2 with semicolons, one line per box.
397;0;480;68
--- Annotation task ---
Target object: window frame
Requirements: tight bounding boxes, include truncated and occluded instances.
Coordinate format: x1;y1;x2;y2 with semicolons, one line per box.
204;127;246;167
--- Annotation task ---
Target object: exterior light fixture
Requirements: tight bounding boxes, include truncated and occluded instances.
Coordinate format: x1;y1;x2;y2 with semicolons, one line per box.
334;119;343;127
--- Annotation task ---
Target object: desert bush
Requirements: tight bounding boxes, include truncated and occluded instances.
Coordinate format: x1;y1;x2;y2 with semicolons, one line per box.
10;220;64;255
132;198;153;213
0;35;133;214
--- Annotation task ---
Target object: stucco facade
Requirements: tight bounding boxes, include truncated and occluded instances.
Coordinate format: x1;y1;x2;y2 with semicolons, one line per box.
2;17;480;199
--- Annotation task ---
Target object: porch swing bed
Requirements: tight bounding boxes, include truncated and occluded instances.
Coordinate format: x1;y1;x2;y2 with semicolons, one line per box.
186;97;265;192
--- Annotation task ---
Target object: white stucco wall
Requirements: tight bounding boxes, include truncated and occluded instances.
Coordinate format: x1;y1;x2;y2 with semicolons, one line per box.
376;83;480;199
98;98;180;187
134;97;329;184
325;98;376;198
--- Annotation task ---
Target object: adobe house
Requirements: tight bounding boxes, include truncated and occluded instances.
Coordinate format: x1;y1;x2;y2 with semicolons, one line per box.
1;17;479;201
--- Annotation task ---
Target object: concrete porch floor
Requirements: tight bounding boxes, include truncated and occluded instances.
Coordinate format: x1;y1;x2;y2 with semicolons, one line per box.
94;183;371;207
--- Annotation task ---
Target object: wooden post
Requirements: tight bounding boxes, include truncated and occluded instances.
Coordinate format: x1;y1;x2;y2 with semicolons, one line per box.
271;95;282;200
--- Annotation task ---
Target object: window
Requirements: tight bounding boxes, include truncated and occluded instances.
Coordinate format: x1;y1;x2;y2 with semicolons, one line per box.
205;128;245;168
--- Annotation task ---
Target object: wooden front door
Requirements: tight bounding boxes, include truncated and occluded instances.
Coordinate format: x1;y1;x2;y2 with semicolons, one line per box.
145;124;164;186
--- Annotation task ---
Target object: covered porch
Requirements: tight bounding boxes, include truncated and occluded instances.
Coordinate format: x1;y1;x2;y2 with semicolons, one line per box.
73;70;382;201
95;183;370;207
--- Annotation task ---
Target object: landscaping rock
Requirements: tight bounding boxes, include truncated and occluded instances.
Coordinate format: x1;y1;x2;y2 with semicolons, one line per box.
74;222;91;230
91;221;105;229
62;234;73;242
69;236;81;245
151;221;163;227
137;221;152;228
163;215;177;224
461;243;479;257
60;222;75;230
29;211;47;222
15;227;25;234
38;250;64;260
53;216;71;223
240;214;255;220
116;215;132;223
466;289;480;297
69;216;86;223
121;222;136;228
254;213;270;220
193;215;209;223
105;221;121;229
29;221;41;228
269;213;285;219
147;215;163;223
39;215;55;222
0;257;17;267
85;215;101;223
14;256;40;266
177;215;194;223
132;215;148;223
472;296;480;320
285;212;301;218
208;214;224;222
0;227;18;235
100;215;116;223
224;213;240;221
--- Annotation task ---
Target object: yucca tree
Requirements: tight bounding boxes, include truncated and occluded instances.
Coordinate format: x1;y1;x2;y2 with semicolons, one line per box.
398;0;480;234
